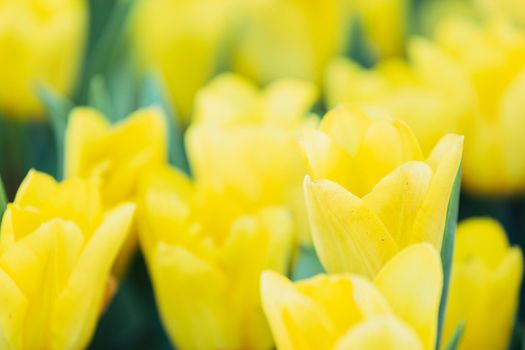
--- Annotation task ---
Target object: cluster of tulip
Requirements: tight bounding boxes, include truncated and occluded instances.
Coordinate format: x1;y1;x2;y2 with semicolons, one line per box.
0;0;525;350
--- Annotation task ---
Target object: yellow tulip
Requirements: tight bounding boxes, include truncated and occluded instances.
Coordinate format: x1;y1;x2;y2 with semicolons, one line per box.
443;218;523;350
188;73;318;244
302;105;463;278
137;165;295;350
0;169;135;349
132;0;235;125
353;0;410;58
64;106;167;207
0;0;86;120
434;18;525;195
327;18;525;196
325;38;471;155
233;0;350;85
261;243;443;350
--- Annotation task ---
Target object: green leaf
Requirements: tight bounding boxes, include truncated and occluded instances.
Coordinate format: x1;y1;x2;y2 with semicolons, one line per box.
140;74;190;174
88;75;116;121
347;14;377;68
0;175;7;219
292;245;325;281
436;165;462;350
37;86;74;181
443;321;465;350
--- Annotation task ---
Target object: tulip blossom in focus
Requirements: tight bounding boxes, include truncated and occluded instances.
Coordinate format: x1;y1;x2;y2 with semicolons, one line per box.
262;243;442;350
0;170;135;349
301;105;463;277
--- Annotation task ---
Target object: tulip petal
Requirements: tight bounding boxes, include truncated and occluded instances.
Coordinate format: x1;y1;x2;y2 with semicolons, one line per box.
151;244;235;350
64;108;109;178
304;177;398;278
0;268;27;350
261;79;318;126
14;169;57;207
374;243;443;350
51;203;135;350
363;161;432;248
299;128;353;189
261;271;334;350
412;134;463;249
333;316;424;350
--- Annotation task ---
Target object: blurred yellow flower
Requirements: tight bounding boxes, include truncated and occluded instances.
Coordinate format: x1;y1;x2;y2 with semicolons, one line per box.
353;0;410;58
188;73;318;244
132;0;235;125
327;18;525;196
233;0;350;85
261;243;442;350
302;105;463;277
137;165;295;350
435;18;525;195
443;218;523;350
0;0;86;120
325;39;470;155
64;107;167;207
0;170;135;349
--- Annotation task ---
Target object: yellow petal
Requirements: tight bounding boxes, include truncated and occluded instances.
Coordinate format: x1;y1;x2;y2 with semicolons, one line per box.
333;316;424;350
193;72;259;125
299;128;353;189
13;169;57;207
260;79;319;126
261;271;335;350
353;119;424;196
455;218;510;268
363;161;432;248
51;203;135;350
374;243;442;350
304;177;398;278
412;134;463;249
64;108;109;178
151;243;235;350
0;268;27;350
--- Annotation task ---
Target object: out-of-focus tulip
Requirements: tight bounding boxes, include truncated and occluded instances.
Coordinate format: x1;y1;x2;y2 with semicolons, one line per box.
353;0;410;58
137;165;295;350
325;38;470;155
0;170;135;349
64;107;167;207
443;218;523;350
302;105;463;277
262;243;443;350
0;0;86;120
132;0;235;125
188;73;318;244
434;18;525;195
233;0;350;85
327;18;525;196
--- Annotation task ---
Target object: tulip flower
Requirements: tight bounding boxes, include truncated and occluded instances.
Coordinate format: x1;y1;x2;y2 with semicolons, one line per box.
0;0;86;119
137;165;295;350
443;218;523;350
352;0;410;58
233;0;350;85
325;38;470;155
261;243;443;350
188;73;317;244
302;105;463;277
0;169;135;349
434;18;525;195
326;18;525;196
132;0;235;125
64;106;167;207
